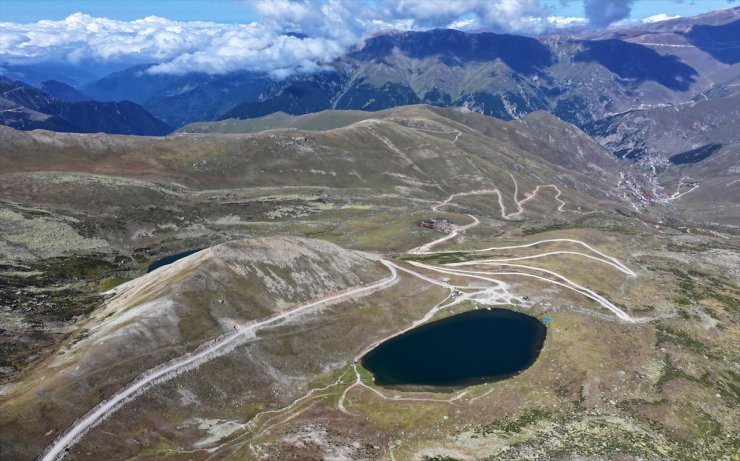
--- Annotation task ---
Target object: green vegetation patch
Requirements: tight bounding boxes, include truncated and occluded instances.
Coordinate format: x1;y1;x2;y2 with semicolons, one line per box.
655;325;707;354
478;414;674;460
662;267;739;314
0;252;135;381
474;408;552;437
521;222;573;236
655;355;710;391
401;252;467;264
669;143;722;165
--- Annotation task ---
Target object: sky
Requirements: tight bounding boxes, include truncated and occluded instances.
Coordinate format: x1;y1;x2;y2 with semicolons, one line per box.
0;0;737;77
0;0;734;24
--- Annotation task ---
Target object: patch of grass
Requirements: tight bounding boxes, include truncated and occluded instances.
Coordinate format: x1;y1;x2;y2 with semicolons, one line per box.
482;412;677;460
401;253;466;264
707;292;740;313
655;325;706;353
616;398;668;413
664;267;739;314
656;355;710;391
716;370;740;404
45;292;106;321
615;398;734;460
64;328;92;350
632;305;656;313
0;253;132;381
521;223;572;235
41;255;117;281
98;277;130;291
474;408;551;437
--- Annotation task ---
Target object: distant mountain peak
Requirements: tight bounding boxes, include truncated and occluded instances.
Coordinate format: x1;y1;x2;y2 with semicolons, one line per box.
0;77;172;135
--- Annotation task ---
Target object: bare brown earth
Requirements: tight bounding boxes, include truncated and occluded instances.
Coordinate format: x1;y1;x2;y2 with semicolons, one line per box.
0;105;737;460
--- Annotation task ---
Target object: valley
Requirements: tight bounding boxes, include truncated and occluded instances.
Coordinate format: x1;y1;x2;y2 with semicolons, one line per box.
1;2;739;460
0;105;737;460
4;8;740;170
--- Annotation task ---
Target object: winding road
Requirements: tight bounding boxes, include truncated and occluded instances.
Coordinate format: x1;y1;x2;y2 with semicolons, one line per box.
41;261;399;461
42;171;640;459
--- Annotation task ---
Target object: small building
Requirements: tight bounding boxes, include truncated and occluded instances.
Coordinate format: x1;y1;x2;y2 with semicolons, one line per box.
419;218;453;234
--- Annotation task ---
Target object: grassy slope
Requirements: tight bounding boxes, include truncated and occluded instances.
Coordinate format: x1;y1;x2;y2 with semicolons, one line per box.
0;105;737;460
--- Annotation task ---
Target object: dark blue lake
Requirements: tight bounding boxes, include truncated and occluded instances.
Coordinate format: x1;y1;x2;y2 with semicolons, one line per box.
146;249;202;273
362;308;546;390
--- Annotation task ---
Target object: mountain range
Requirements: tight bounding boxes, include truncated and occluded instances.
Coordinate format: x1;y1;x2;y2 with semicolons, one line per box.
0;77;172;135
2;8;738;162
1;103;737;460
1;7;739;461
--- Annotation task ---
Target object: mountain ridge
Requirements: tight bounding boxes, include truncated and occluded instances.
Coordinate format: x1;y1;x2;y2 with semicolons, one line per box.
52;7;738;164
0;77;172;136
2;8;737;162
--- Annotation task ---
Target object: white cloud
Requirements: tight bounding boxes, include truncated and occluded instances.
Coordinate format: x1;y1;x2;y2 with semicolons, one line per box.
387;0;547;32
0;11;362;76
447;18;480;30
546;16;588;27
0;0;673;76
643;13;681;24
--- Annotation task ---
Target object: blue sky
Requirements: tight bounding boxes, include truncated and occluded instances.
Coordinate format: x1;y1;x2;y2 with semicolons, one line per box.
1;0;737;76
543;0;737;21
0;0;735;23
0;0;257;23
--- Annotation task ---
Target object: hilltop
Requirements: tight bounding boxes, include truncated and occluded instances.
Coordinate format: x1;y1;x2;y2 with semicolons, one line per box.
2;8;735;165
0;102;737;459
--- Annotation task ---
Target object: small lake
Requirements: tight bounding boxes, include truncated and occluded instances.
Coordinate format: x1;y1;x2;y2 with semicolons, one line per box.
362;308;546;390
146;249;202;273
